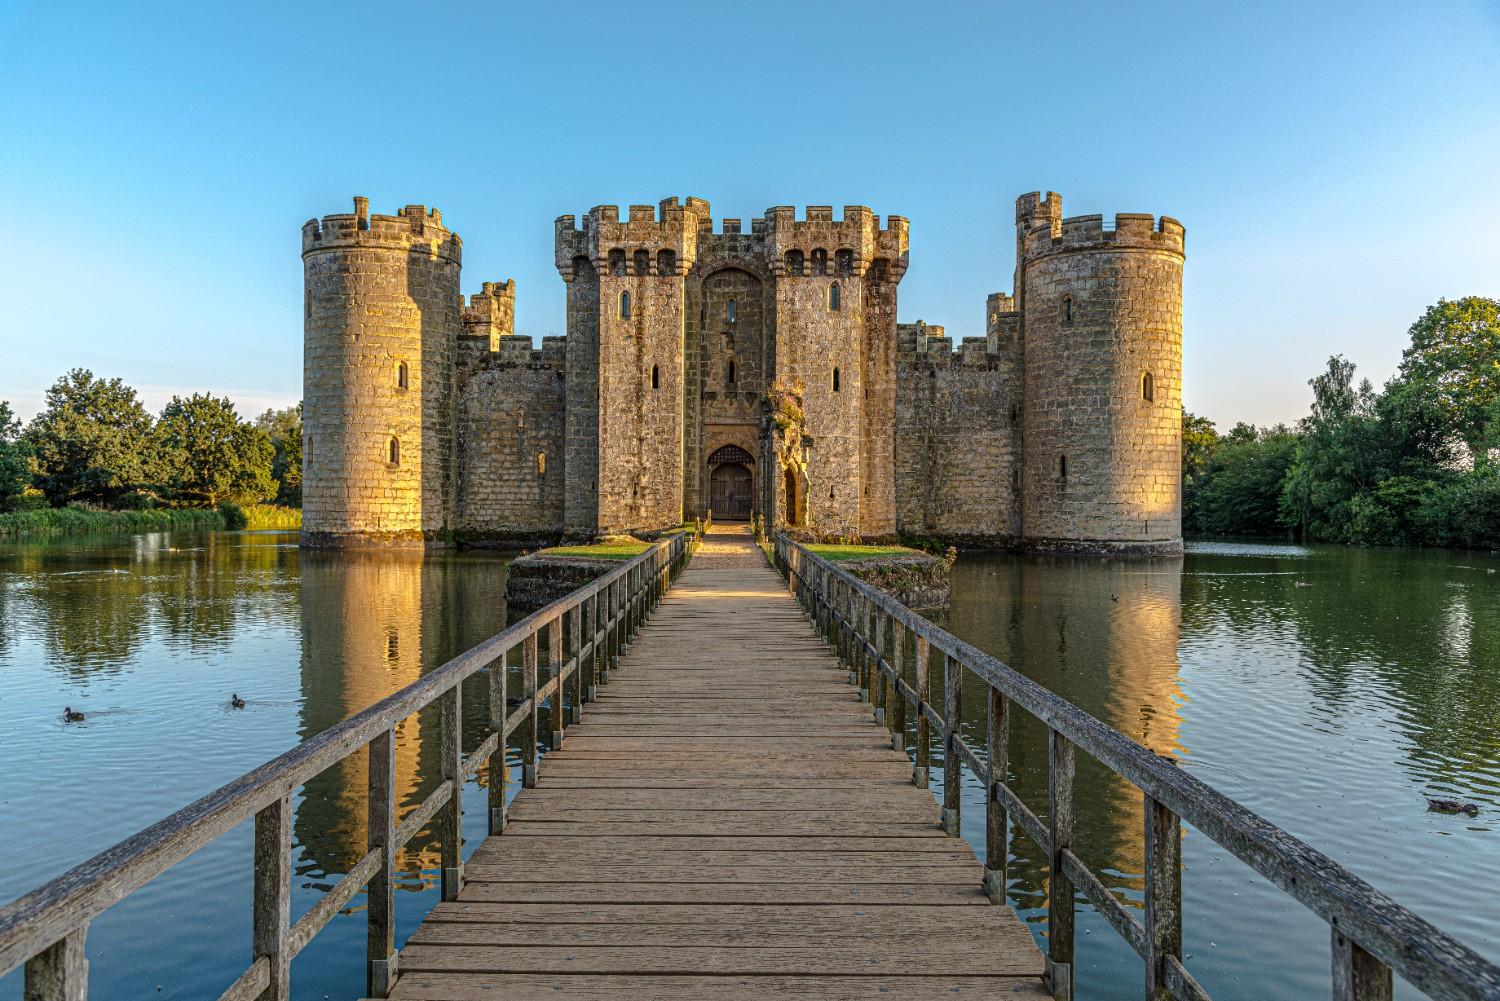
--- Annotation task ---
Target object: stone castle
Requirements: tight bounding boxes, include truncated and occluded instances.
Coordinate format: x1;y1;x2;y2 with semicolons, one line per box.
301;190;1184;553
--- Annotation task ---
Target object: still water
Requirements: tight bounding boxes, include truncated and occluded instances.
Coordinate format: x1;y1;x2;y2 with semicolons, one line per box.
0;532;1496;998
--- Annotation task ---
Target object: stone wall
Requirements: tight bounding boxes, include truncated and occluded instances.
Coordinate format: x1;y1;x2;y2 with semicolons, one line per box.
1016;193;1185;553
302;199;460;546
894;322;1021;544
455;336;566;543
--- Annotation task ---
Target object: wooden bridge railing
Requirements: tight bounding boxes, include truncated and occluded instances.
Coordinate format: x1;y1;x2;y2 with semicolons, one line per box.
774;534;1500;1001
0;531;693;1001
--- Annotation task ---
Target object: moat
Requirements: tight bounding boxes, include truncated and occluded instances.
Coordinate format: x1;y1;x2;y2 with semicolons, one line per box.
1;532;1496;999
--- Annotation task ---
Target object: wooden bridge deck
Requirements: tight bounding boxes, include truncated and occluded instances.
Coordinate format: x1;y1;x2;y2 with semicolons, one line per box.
385;530;1047;1000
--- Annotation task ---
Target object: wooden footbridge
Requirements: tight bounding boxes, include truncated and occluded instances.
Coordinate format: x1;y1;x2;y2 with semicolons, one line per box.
3;528;1499;1001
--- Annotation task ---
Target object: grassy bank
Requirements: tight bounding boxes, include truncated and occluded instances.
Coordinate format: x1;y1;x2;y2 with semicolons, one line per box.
805;543;923;561
0;507;226;536
540;540;651;560
243;505;302;530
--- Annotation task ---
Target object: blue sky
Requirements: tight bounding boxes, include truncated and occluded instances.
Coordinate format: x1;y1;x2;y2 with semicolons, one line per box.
1;1;1497;429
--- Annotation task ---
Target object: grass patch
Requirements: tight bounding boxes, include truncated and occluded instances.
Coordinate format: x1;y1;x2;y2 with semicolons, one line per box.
805;543;925;562
0;507;226;536
539;541;651;561
244;505;302;530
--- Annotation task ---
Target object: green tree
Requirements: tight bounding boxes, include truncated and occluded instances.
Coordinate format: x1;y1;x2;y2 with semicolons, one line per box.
26;369;159;505
255;403;303;506
1396;296;1500;462
1279;355;1384;541
1180;409;1218;532
0;401;32;501
156;394;275;506
1194;424;1299;536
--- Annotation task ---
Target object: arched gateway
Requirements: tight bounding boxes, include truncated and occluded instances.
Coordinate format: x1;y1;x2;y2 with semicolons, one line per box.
707;445;755;520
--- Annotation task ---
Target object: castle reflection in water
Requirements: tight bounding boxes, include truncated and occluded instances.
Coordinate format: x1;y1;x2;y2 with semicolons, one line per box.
293;548;509;889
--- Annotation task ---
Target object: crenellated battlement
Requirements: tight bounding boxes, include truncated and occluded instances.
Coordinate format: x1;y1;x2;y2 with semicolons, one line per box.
762;205;909;280
459;278;517;357
555;196;711;279
1015;191;1183;260
302;197;462;263
896;322;1006;367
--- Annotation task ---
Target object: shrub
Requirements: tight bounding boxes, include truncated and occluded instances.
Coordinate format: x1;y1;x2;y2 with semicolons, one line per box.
111;489;159;510
218;501;248;530
2;493;49;513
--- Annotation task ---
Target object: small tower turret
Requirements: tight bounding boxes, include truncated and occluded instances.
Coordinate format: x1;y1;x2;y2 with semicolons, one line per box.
1016;191;1185;553
301;198;462;546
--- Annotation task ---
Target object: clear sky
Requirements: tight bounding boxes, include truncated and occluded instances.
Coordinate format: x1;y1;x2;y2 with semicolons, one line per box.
1;1;1497;429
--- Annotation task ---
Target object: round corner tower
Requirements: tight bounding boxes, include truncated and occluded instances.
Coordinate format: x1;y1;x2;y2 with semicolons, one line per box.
1016;191;1185;554
301;197;462;547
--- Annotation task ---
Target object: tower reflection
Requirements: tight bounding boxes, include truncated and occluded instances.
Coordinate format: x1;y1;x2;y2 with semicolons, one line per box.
293;549;509;890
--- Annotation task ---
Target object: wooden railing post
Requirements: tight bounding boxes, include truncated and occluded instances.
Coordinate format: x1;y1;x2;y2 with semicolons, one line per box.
1144;794;1182;999
914;633;931;788
871;608;886;727
570;599;584;722
585;591;599;703
1047;730;1075;1001
489;650;508;834
252;794;291;1000
942;653;962;836
887;617;904;752
1334;930;1394;1001
985;687;1009;903
522;632;539;787
24;927;88;1001
549;616;564;750
367;729;397;999
855;592;869;701
439;685;463;902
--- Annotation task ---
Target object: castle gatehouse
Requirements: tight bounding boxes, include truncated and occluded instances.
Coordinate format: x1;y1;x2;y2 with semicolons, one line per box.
300;192;1184;553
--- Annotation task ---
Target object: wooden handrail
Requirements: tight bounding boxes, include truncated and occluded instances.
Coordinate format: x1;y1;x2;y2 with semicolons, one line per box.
0;531;694;1000
774;533;1500;1001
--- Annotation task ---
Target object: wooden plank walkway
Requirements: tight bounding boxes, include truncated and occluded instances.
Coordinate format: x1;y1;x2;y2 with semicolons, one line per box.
385;528;1047;1000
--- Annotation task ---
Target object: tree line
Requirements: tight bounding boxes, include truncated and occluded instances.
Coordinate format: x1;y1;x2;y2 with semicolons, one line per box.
0;369;301;514
1184;296;1500;550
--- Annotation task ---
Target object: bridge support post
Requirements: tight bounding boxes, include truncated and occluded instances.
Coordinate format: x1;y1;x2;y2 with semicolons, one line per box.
252;795;291;1001
985;688;1009;902
1046;731;1075;1001
25;927;88;1001
1144;794;1182;999
440;685;463;901
489;648;509;834
367;729;398;999
890;620;906;753
942;653;962;836
522;633;539;787
914;634;930;788
1333;931;1393;1001
549;616;565;749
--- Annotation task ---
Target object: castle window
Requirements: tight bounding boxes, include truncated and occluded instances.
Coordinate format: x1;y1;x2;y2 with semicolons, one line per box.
836;249;853;276
1142;371;1155;403
1061;296;1074;324
811;249;828;276
608;249;626;276
537;451;546;477
388;437;401;466
727;299;736;324
634;249;651;276
832;367;841;393
657;249;676;275
727;359;736;385
1058;453;1068;480
828;282;841;311
785;250;804;277
619;290;631;319
396;361;408;390
1010;404;1019;425
651;364;660;389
